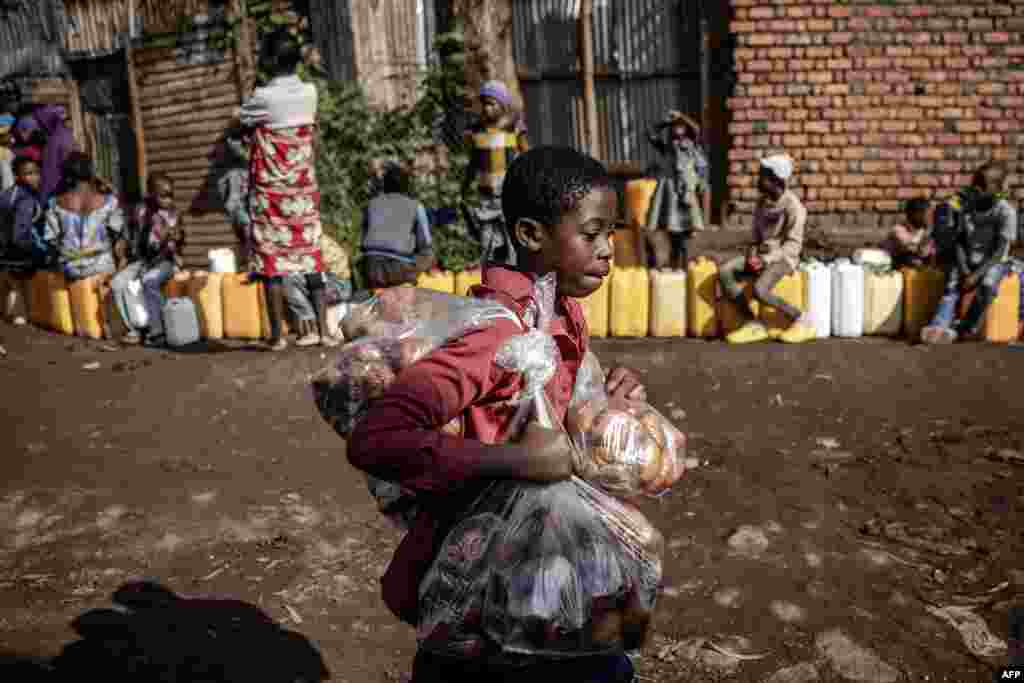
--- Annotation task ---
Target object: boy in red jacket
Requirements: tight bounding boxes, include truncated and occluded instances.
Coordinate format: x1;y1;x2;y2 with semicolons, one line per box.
349;146;645;683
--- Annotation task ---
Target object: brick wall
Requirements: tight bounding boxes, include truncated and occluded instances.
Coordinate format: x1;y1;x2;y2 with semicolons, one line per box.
727;1;1024;228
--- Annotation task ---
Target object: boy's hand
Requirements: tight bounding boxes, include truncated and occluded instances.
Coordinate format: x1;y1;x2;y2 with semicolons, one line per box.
606;366;646;401
962;272;980;291
746;254;764;272
515;422;575;482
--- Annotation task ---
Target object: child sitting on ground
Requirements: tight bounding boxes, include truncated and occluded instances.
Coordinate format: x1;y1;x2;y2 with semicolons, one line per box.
460;80;529;267
0;156;44;324
921;162;1017;345
360;160;435;289
110;173;184;346
718;153;814;344
349;146;646;683
883;198;935;269
644;110;709;271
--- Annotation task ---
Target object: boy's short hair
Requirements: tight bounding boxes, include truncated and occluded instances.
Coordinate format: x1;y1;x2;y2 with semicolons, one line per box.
904;198;930;215
12;156;37;176
502;146;611;234
61;152;95;185
261;27;303;74
377;161;412;196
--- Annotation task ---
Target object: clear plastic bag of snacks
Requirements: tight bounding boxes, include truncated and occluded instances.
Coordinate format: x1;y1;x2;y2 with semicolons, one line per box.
311;285;520;530
566;351;687;500
416;275;664;660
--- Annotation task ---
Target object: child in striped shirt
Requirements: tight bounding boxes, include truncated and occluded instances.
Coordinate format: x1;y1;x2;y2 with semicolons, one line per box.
460;80;528;267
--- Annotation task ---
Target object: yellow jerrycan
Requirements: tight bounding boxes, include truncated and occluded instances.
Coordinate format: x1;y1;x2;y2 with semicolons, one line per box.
759;271;806;338
455;268;483;297
862;269;904;336
619;178;657;268
649;269;687;337
162;270;192;299
578;271;610;337
610;266;650;337
957;271;1020;342
417;269;456;295
69;273;110;339
187;271;224;339
221;273;266;339
902;267;944;340
687;257;720;338
30;271;74;335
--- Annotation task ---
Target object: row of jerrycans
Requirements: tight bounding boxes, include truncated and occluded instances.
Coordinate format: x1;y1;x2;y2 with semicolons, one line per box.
0;269;293;341
419;259;1021;342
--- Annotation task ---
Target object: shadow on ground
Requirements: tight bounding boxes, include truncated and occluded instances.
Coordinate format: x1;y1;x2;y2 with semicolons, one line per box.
0;581;329;683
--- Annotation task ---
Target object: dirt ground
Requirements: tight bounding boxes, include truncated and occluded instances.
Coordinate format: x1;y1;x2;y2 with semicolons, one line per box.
1;310;1022;682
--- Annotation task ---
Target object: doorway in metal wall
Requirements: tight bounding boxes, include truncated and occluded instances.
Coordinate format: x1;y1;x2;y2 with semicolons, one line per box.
510;0;729;223
68;53;140;202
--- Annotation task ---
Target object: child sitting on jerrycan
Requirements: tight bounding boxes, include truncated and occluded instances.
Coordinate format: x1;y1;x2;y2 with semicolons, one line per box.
109;172;185;347
920;162;1017;345
718;153;814;344
348;147;658;683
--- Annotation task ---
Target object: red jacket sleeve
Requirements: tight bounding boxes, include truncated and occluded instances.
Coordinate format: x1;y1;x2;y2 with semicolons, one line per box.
347;318;522;495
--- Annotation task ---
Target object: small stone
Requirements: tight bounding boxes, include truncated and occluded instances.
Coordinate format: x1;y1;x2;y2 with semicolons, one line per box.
726;525;771;556
766;662;820;683
714;586;742;608
770;600;807;623
670;408;686;421
815;629;899;683
82;361;101;370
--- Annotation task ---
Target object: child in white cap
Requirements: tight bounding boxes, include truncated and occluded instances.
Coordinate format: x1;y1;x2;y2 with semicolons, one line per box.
460;80;529;267
718;153;814;344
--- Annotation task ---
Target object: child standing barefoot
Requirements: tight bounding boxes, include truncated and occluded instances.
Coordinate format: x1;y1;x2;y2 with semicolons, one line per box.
645;110;710;271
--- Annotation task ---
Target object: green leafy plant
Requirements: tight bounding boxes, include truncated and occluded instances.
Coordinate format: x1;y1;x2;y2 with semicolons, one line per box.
220;6;481;279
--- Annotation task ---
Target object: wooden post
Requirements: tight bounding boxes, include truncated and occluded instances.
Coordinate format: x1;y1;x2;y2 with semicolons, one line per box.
125;0;147;195
230;0;256;102
579;0;599;159
67;77;86;153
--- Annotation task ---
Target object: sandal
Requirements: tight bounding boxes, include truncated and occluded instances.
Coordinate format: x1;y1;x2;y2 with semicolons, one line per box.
267;338;288;352
320;334;341;348
121;331;142;346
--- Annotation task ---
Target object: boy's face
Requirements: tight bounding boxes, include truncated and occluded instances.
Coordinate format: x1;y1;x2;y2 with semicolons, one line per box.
16;161;40;192
480;96;504;124
538;186;618;299
757;168;783;200
976;167;1005;196
152;180;175;210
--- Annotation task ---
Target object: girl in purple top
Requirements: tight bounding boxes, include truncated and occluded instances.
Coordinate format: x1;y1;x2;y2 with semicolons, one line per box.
34;105;75;200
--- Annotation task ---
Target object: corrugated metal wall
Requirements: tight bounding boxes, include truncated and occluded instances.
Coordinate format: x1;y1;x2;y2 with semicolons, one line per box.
308;0;355;83
0;0;69;80
512;0;701;168
310;0;437;107
62;0;131;57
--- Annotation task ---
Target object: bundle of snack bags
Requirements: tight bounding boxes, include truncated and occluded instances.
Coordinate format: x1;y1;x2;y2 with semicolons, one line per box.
312;275;688;659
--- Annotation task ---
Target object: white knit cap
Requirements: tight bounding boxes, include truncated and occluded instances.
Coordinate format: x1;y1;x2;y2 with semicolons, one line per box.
761;154;794;181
